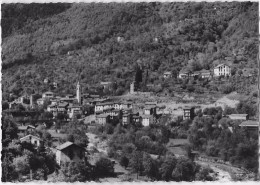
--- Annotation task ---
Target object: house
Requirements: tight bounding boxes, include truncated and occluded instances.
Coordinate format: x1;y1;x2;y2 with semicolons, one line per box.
113;102;123;110
20;134;43;147
163;71;172;79
65;94;74;99
228;114;249;120
18;125;36;136
183;106;195;120
57;102;69;113
122;108;132;114
96;114;110;125
122;102;133;110
95;102;114;113
122;114;131;125
108;109;121;119
144;105;157;115
117;36;124;42
239;120;258;130
213;64;231;77
42;91;54;99
67;105;82;119
178;69;192;79
145;102;157;106
191;71;200;78
44;78;49;84
50;98;59;105
100;81;112;89
55;142;86;165
59;98;75;104
47;104;57;112
53;82;58;88
200;69;211;79
142;115;154;127
132;115;142;125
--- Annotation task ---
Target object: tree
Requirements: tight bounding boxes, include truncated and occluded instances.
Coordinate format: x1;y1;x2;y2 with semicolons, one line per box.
129;151;144;179
142;153;159;180
41;111;53;120
95;157;115;178
2;101;9;110
195;167;214;181
2;155;18;182
119;156;129;169
13;155;30;175
2;115;18;147
171;157;197;181
159;155;177;181
60;161;94;182
135;65;143;88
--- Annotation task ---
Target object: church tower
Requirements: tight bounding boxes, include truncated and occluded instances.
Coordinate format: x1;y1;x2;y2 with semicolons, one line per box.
76;81;81;105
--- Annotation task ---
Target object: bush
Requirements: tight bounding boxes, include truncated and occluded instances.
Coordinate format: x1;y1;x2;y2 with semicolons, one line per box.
95;158;115;178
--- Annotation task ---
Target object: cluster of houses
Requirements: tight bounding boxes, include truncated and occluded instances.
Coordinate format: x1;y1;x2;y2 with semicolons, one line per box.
94;100;196;127
17;124;87;166
163;63;232;80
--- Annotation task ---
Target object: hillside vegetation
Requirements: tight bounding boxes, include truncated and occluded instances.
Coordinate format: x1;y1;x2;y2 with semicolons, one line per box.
1;2;258;99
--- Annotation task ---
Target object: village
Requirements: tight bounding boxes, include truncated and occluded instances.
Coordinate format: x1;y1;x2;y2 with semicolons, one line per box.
3;62;258;182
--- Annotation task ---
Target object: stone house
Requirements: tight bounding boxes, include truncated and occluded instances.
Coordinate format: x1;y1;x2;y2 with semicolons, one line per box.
144;105;157;116
55;142;86;165
183;106;195;120
96;114;110;125
20;134;43;147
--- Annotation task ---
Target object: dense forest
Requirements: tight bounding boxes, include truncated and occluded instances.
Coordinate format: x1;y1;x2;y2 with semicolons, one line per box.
1;2;258;98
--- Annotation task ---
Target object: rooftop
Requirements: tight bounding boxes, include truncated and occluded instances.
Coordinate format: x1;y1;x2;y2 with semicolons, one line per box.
214;63;230;68
20;134;41;141
96;114;109;118
240;120;259;127
228;114;248;117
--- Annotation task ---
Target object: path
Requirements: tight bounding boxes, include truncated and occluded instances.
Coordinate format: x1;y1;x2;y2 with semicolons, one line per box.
86;132;131;182
196;161;232;181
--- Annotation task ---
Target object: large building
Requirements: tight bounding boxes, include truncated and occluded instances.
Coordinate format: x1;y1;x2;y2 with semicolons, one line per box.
213;64;231;77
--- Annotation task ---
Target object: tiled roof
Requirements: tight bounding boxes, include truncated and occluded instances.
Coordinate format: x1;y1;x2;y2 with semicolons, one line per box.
56;141;74;150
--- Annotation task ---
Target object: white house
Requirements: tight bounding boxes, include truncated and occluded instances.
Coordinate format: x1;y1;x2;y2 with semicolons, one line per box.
20;134;43;147
213;64;231;77
163;71;172;79
141;115;154;127
42;91;54;99
37;98;45;105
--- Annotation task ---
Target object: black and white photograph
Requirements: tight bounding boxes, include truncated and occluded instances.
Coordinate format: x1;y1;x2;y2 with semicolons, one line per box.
1;1;259;183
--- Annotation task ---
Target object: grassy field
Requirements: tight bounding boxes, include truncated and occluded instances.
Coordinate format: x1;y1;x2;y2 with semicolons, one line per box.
166;138;189;157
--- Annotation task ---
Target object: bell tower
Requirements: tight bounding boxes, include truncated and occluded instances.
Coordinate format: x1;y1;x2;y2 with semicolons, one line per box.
76;81;81;105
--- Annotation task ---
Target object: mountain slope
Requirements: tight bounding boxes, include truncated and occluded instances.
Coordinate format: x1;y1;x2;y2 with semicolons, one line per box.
1;2;258;99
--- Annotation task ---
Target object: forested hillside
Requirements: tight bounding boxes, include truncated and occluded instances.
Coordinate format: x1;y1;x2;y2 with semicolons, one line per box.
1;2;258;99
